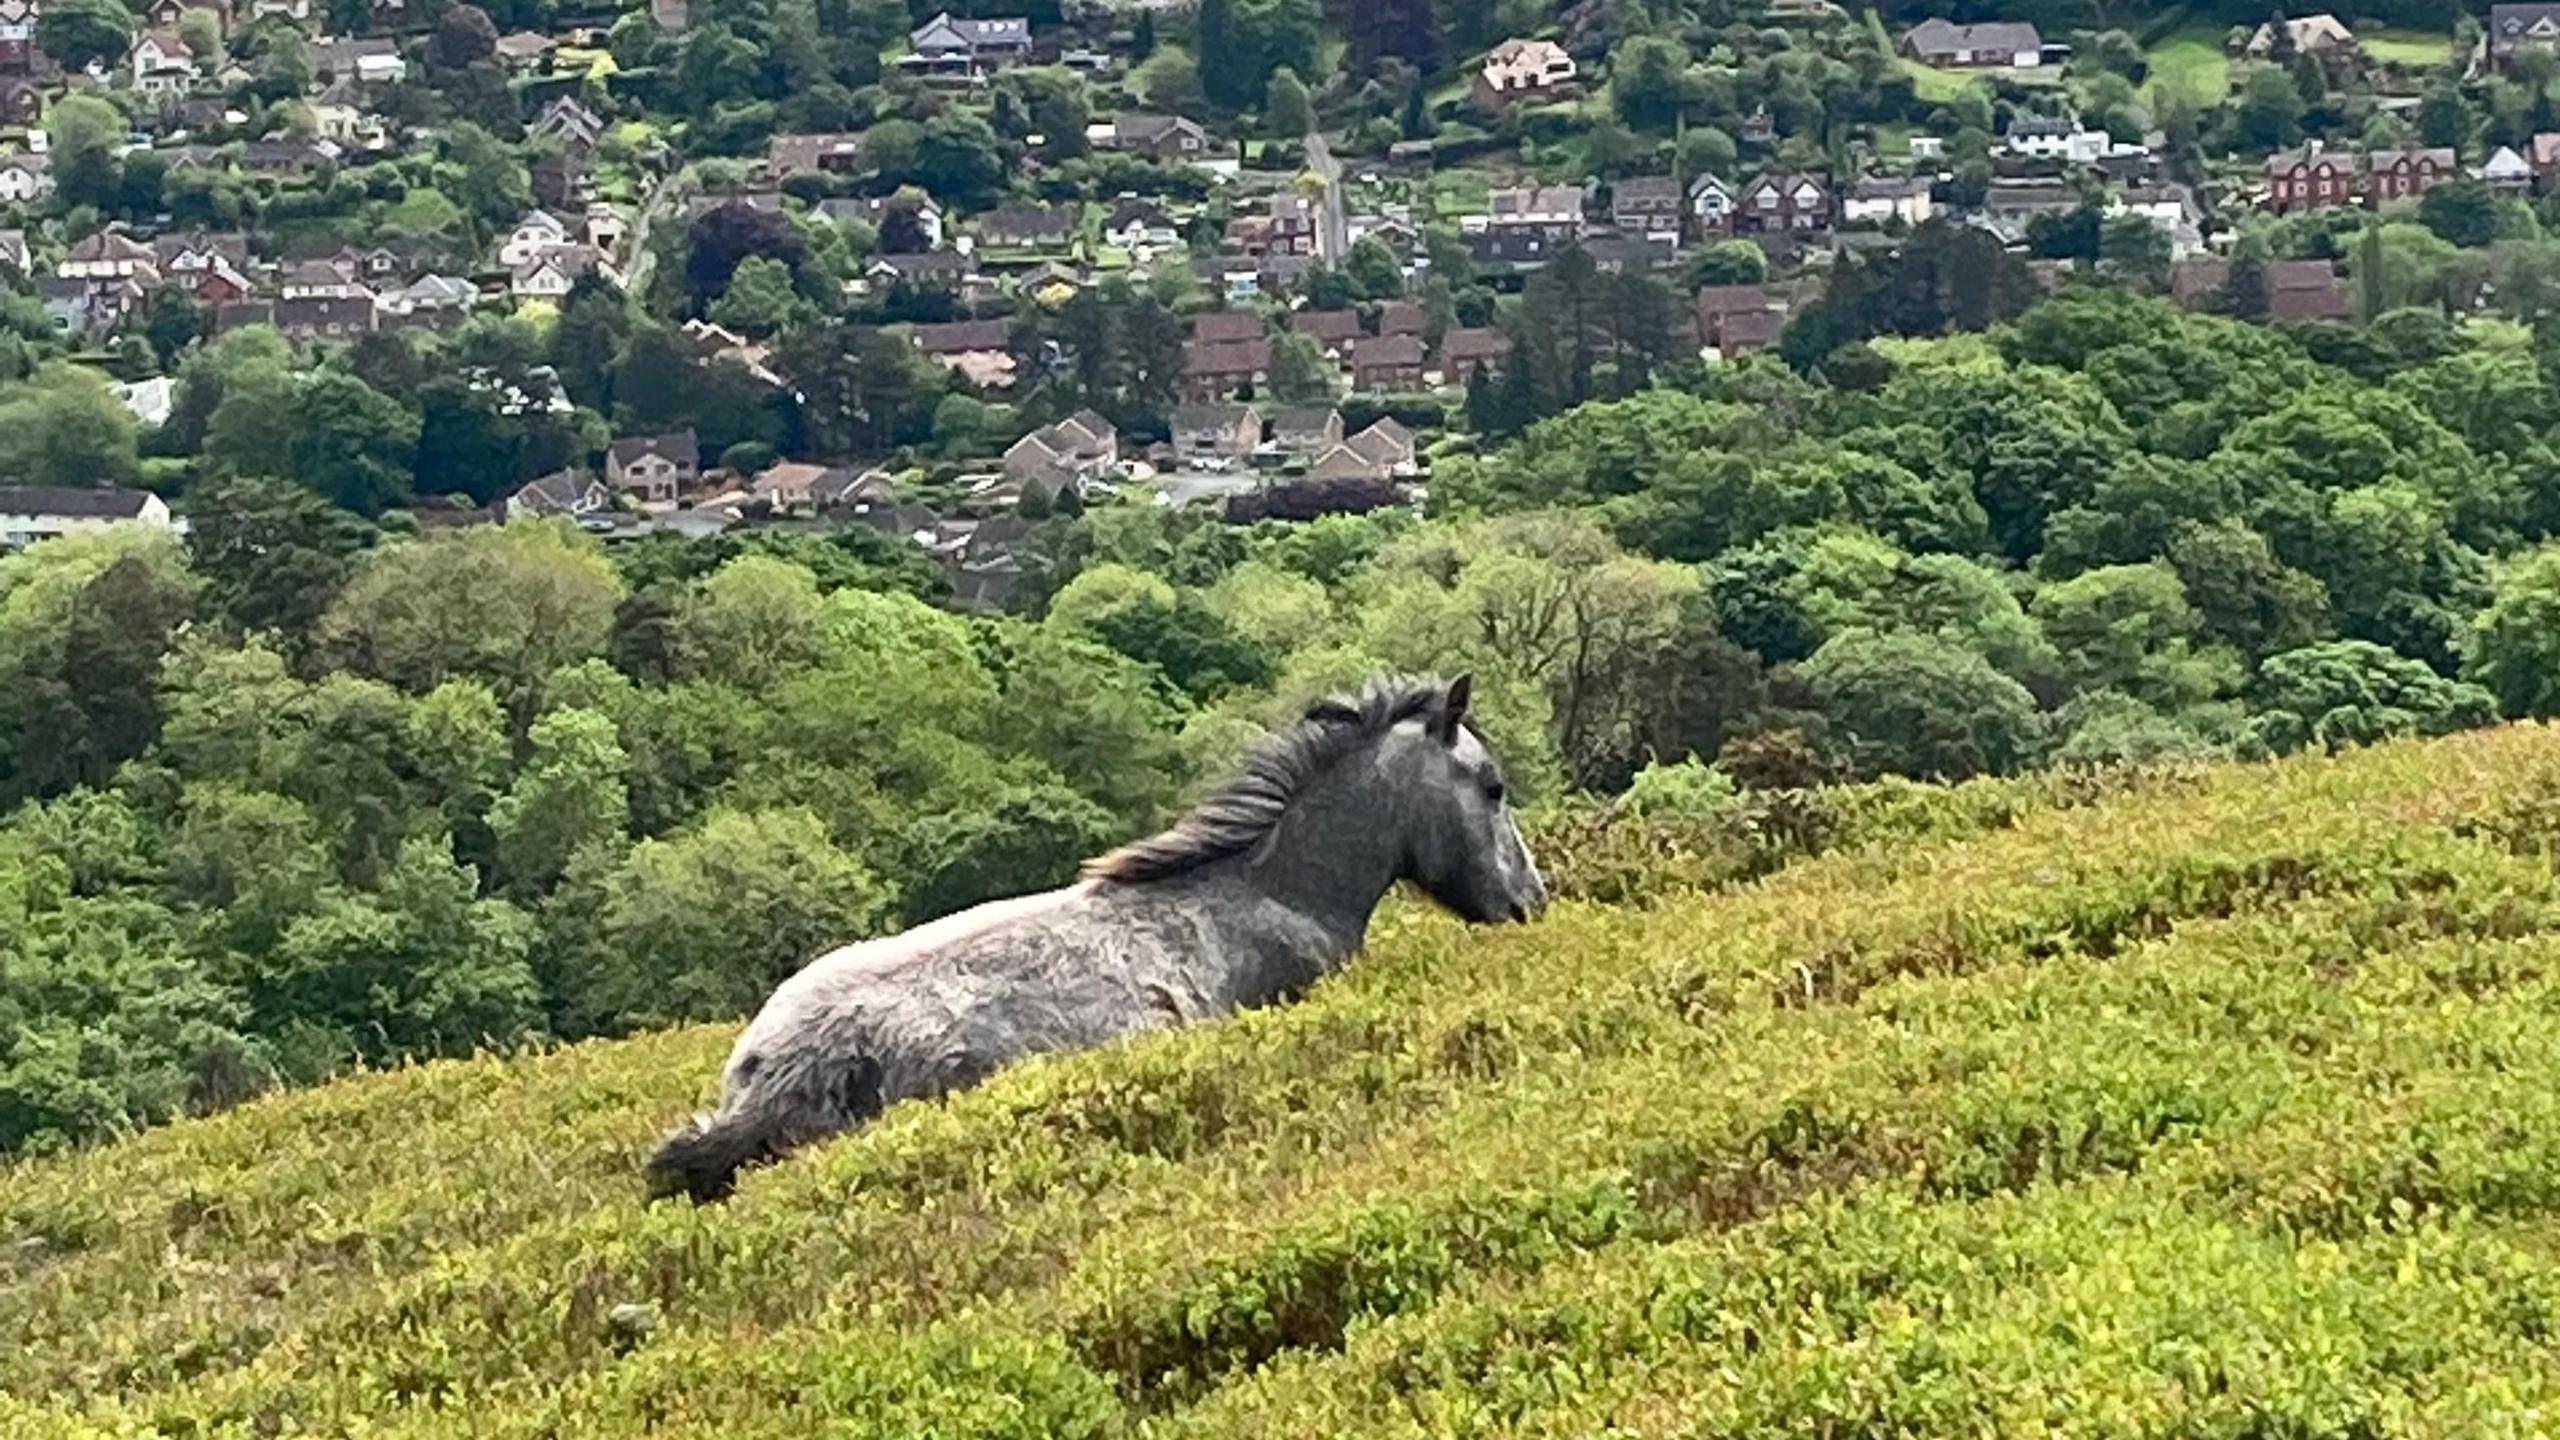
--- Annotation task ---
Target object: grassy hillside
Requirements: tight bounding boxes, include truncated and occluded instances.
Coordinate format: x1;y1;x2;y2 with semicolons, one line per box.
14;728;2560;1434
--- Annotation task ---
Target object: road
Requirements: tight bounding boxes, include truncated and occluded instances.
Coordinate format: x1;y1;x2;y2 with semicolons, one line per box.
1304;128;1350;262
622;164;686;295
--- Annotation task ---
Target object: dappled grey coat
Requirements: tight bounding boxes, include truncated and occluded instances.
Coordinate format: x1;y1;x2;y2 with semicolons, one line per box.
646;674;1547;1201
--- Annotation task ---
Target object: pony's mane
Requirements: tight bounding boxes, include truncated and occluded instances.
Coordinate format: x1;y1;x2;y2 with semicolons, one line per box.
1083;675;1455;885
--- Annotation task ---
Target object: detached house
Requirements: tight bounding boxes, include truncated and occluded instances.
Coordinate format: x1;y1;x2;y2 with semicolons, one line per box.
1107;196;1180;249
765;131;867;181
1104;111;1211;161
2242;13;2364;62
1266;407;1344;459
1611;176;1683;237
0;487;176;548
975;203;1078;251
509;468;610;519
1474;37;1577;107
0;151;48;204
1350;334;1428;392
130;29;199;96
907;11;1032;78
499;210;570;266
1688;173;1736;233
2490;4;2560;72
1171;402;1261;463
1899;18;2043;68
532;96;606;154
606;430;699;502
1003;409;1118;493
1435;326;1512;382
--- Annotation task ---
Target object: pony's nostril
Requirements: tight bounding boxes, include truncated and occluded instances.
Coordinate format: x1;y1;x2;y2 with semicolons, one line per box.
1507;902;1528;923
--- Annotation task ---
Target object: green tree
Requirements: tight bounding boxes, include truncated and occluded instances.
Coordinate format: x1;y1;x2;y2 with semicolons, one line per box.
2030;562;2241;710
1611;35;1693;132
439;121;533;233
0;529;197;802
0;367;141;487
2249;639;2494;753
1266;329;1337;404
1263;65;1312;137
285;372;421;517
36;0;136;73
2419;177;2500;248
2464;542;2560;716
898;783;1119;924
488;706;628;895
43;93;123;211
1800;629;2045;781
557;806;892;1031
318;522;625;709
186;473;376;650
1344;235;1405;300
707;255;806;338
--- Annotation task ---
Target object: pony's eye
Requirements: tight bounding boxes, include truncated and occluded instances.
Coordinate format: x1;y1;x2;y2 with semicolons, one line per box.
1483;779;1506;804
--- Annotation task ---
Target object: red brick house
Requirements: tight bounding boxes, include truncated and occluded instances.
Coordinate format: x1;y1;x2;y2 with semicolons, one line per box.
2265;144;2358;213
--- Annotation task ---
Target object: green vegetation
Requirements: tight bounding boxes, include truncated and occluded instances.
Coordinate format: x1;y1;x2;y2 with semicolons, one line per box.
2361;26;2458;70
2140;23;2231;104
13;725;2560;1432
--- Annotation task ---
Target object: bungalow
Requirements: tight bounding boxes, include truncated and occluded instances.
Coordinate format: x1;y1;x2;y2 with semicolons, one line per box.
387;274;477;315
2484;144;2535;192
1103;111;1212;161
1843;175;1934;226
1106;196;1180;249
1171;402;1261;462
2004;115;2110;164
492;32;556;72
1181;337;1271;401
509;468;610;519
908;317;1019;389
0;486;177;548
605;429;700;502
861;249;972;295
751;461;832;514
2242;13;2364;62
1611;175;1684;237
1898;17;2043;68
818;192;946;249
1309;419;1417;481
975;203;1078;251
1474;37;1577;107
765;131;868;181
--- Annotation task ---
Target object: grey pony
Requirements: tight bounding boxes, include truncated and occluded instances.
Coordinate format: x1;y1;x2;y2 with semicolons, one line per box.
646;673;1548;1202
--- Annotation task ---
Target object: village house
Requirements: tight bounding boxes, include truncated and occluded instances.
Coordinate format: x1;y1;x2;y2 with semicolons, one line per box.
1474;37;1577;107
907;317;1019;389
751;461;834;514
975;203;1078;251
1611;175;1684;237
1734;172;1833;234
2004;114;2110;164
1180;338;1272;402
1348;334;1427;392
2267;257;2351;320
509;468;611;519
860;249;975;296
531;96;606;154
2242;12;2364;62
513;246;615;299
60;229;157;281
280;257;370;300
1843;175;1934;226
2484;144;2536;192
819;193;946;249
0;151;47;204
0;77;41;127
1106;196;1180;250
1290;307;1363;357
2367;146;2456;203
0;0;33;72
1696;284;1794;354
2490;4;2560;72
312;37;405;84
1898;17;2043;68
273;293;377;343
1193;311;1266;345
1265;406;1343;460
907;11;1033;78
764;131;867;181
492;32;557;72
1435;326;1512;383
1102;111;1211;161
0;486;177;548
130;29;199;96
1688;174;1736;234
605;430;700;503
1003;410;1118;491
1309;419;1417;481
2532;133;2560;190
1171;402;1261;463
1467;184;1586;268
498;210;570;266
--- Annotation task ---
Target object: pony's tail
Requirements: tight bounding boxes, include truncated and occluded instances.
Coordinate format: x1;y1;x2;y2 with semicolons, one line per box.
645;1109;783;1203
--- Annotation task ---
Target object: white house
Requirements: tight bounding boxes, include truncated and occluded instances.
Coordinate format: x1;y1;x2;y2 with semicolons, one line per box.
1688;173;1734;230
2005;116;2110;164
1843;175;1934;226
0;486;176;548
0;152;48;204
114;375;175;427
130;30;200;96
2483;144;2535;191
1475;37;1577;105
498;210;569;267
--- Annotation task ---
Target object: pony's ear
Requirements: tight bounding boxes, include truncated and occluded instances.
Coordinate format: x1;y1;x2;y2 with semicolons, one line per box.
1304;696;1359;725
1433;673;1473;744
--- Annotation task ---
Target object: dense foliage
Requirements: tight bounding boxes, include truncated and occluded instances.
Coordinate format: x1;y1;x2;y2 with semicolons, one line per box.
10;726;2560;1433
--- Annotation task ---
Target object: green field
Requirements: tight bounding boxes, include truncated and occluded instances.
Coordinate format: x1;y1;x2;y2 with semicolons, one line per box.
1897;54;1988;103
15;726;2560;1433
2144;23;2234;103
2364;25;2458;69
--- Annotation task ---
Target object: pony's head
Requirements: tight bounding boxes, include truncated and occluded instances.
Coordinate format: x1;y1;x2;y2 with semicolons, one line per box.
1373;674;1548;925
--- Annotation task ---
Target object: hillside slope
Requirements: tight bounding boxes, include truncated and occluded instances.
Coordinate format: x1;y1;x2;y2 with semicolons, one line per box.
13;729;2560;1435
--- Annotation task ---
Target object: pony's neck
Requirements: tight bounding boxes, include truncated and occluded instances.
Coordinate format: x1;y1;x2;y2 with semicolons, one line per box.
1178;743;1408;1006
